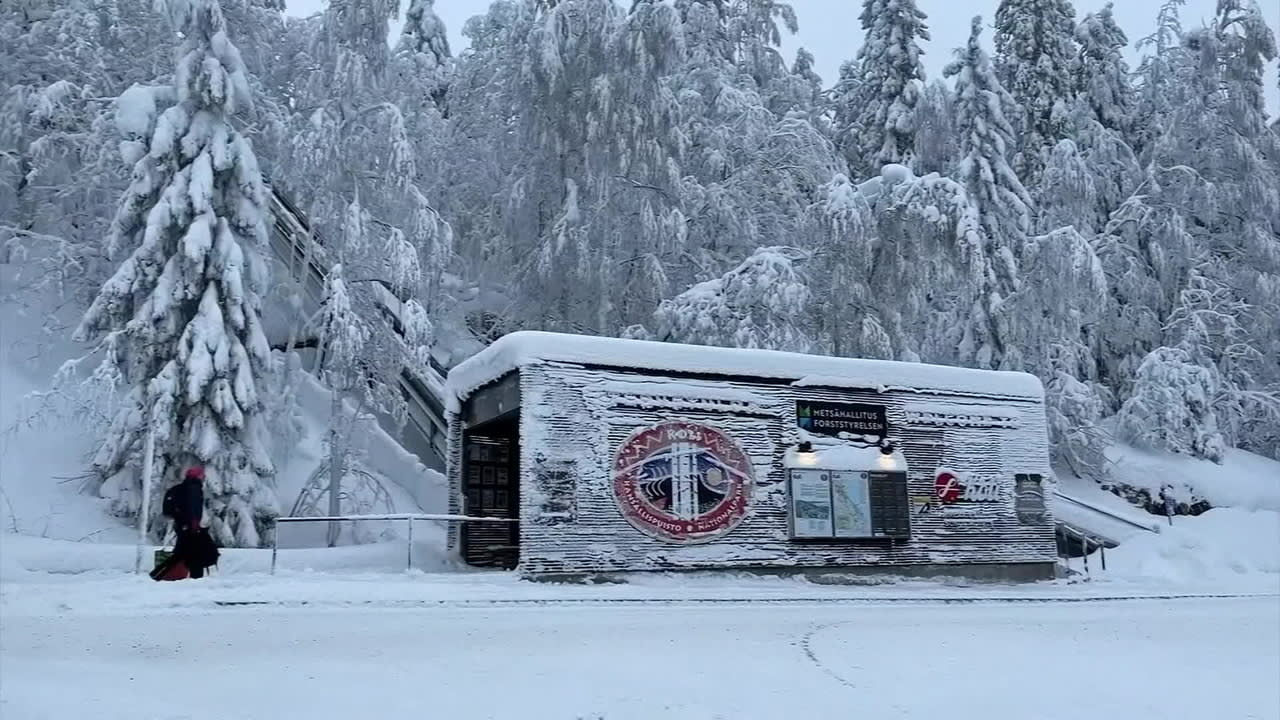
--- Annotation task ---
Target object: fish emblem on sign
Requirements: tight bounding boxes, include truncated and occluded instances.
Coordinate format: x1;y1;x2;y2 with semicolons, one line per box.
612;421;754;543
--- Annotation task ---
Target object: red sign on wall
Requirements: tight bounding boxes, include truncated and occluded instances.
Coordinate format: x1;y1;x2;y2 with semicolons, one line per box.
935;468;1003;503
612;421;754;544
935;470;964;504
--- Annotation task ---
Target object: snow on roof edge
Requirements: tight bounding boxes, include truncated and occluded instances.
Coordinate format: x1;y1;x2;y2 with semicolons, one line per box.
445;331;1044;403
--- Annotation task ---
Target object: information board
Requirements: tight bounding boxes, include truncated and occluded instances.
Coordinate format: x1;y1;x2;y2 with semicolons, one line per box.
788;469;910;540
831;471;873;537
867;471;911;538
788;469;833;538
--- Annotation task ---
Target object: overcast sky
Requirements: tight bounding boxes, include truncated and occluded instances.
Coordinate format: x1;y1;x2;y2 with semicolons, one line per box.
287;0;1279;116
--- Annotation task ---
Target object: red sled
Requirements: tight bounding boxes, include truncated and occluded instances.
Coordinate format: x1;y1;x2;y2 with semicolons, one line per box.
150;550;190;581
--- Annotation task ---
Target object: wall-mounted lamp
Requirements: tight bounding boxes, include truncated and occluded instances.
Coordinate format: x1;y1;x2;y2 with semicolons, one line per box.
794;440;819;466
878;440;897;470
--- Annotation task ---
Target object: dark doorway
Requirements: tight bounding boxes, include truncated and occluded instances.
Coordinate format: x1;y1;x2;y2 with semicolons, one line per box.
460;416;519;569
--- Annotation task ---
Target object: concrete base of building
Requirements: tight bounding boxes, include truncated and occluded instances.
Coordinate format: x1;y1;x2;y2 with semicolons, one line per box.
530;561;1058;585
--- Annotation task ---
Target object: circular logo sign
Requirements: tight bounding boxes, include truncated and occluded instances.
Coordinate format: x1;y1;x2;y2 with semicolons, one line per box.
612;421;754;544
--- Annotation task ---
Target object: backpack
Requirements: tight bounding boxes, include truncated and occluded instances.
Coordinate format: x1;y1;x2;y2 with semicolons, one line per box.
161;484;180;519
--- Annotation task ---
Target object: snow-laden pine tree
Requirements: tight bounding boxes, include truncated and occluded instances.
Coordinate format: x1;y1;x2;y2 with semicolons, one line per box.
805;165;987;365
1054;2;1141;234
945;16;1031;369
1034;140;1098;235
1002;223;1109;473
1132;0;1188;161
993;0;1079;182
441;0;687;334
288;0;448;358
652;246;814;352
395;0;451;111
0;0;174;302
1072;3;1136;140
832;0;929;176
1044;4;1146;237
671;0;838;281
73;0;278;546
390;0;452;204
1116;346;1227;462
1097;0;1279;462
913;79;957;174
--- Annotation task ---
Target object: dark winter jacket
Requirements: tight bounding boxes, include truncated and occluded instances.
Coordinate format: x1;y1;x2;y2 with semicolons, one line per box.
168;478;204;531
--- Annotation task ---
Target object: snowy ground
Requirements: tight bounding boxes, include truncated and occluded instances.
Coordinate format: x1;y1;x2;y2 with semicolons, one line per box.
3;595;1276;720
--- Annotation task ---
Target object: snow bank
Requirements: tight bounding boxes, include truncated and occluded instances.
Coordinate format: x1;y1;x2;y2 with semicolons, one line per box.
0;530;453;580
1106;444;1280;512
448;331;1043;401
1101;509;1280;586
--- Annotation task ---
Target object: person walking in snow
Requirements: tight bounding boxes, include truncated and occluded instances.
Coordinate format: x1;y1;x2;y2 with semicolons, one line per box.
161;466;217;579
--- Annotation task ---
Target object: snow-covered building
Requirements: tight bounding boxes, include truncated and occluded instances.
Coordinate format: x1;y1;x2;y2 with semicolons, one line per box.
445;332;1056;581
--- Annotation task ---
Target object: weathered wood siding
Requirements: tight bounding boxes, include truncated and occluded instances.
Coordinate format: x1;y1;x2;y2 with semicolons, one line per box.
458;362;1056;575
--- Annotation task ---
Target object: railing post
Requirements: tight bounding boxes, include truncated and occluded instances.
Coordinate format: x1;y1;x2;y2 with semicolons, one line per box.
1082;534;1090;576
407;517;414;571
1099;542;1106;572
271;522;278;575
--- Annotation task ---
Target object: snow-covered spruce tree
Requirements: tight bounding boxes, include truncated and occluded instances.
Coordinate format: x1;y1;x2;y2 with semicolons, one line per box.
913;79;957;175
390;0;453;201
731;0;803;117
1056;2;1141;234
832;0;929;175
394;0;452;110
769;47;826;120
800;174;880;358
1034;139;1098;236
993;0;1079;182
1132;0;1189;162
1043;345;1110;481
73;0;278;546
1072;3;1136;140
672;0;838;285
652;246;814;352
944;16;1031;369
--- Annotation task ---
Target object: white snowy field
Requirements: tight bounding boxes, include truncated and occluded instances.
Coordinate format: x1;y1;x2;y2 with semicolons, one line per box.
2;597;1276;720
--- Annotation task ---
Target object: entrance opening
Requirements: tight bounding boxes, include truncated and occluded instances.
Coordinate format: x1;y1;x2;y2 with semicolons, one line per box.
460;415;520;569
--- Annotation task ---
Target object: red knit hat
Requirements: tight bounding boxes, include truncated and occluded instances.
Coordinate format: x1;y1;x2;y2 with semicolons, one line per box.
184;466;205;481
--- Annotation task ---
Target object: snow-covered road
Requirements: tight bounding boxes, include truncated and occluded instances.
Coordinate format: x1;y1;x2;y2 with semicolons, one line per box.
3;597;1276;720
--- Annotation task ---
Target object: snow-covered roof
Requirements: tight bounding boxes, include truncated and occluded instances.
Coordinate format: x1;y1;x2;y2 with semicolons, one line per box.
446;332;1043;402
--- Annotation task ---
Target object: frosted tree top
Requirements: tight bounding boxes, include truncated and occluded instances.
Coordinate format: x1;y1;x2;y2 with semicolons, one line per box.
446;332;1045;402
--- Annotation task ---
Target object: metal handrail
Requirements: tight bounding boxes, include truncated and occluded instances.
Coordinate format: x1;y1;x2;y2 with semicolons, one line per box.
1056;522;1110;576
269;513;515;574
1052;490;1162;533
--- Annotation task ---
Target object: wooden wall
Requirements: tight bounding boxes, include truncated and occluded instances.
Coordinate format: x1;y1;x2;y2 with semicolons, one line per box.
458;362;1057;576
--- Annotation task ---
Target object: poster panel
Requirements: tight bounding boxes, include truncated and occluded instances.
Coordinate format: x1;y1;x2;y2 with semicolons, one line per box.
831;471;873;538
789;469;833;538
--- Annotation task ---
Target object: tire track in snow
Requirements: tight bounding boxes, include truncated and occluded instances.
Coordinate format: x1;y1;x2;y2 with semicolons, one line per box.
800;621;860;690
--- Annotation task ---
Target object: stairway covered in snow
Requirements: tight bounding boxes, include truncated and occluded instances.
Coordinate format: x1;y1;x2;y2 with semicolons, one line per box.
265;186;451;472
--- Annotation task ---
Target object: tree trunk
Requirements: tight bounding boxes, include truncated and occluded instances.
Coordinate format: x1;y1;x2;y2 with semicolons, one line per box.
326;389;344;547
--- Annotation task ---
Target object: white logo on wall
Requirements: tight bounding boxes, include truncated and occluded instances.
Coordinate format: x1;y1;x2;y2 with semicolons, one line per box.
934;467;1003;504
